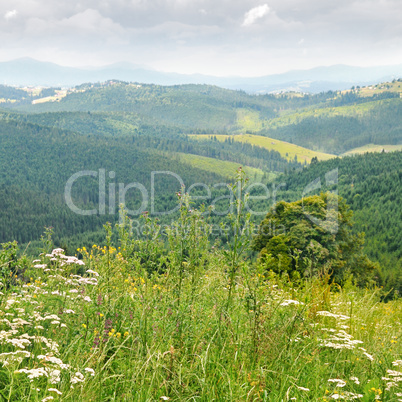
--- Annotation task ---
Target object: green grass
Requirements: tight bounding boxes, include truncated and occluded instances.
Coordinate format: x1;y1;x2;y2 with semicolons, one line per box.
0;205;401;401
174;152;269;181
236;108;265;132
191;133;336;163
341;144;402;156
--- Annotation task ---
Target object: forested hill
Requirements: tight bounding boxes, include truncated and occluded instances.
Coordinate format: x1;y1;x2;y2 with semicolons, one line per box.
3;79;400;155
276;151;402;292
0;119;230;246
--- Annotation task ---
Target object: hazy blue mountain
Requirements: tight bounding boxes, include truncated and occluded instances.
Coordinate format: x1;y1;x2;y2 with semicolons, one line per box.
1;58;401;93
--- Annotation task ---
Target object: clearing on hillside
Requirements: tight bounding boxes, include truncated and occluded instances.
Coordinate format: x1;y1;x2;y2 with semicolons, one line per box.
175;152;271;181
341;144;402;156
191;134;335;164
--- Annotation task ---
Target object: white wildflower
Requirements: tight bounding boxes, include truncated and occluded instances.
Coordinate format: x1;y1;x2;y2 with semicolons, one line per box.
37;355;69;370
296;386;310;391
84;367;95;376
317;311;350;320
86;269;99;277
47;388;62;395
51;248;64;255
387;369;402;377
71;371;85;384
44;315;61;321
328;378;347;387
78;277;98;285
280;299;303;306
49;369;61;384
17;367;48;381
363;352;374;361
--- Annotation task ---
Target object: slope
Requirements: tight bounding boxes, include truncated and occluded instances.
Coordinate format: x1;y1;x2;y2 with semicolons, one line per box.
191;134;335;163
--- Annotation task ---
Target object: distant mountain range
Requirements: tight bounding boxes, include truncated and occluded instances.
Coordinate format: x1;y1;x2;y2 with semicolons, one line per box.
1;58;401;93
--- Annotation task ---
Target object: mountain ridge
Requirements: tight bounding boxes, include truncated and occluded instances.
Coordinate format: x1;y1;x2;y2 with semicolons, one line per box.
1;58;401;93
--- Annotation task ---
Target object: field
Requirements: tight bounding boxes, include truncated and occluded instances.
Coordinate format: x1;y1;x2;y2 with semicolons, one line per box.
236;108;265;132
341;144;402;156
0;206;401;401
191;133;336;164
349;80;402;97
175;152;269;181
32;90;68;105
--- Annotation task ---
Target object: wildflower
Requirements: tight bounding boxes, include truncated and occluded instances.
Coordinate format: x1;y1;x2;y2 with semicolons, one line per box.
48;388;62;395
42;397;54;402
82;324;87;329
297;386;310;391
363;352;374;361
16;367;48;381
71;372;85;384
328;379;347;387
49;369;61;384
387;369;402;377
116;332;121;338
84;367;95;376
280;299;303;306
124;331;129;337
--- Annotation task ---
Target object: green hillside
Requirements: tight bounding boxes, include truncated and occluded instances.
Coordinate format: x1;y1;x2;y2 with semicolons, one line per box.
174;152;268;181
0;119;229;248
4;80;401;156
341;144;402;156
191;133;335;163
257;97;402;154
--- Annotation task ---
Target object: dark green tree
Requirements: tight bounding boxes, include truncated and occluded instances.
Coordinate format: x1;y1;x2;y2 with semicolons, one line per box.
253;193;377;286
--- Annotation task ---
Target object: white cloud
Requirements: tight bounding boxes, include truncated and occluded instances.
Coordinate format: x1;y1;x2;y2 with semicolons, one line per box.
4;10;18;20
242;4;270;27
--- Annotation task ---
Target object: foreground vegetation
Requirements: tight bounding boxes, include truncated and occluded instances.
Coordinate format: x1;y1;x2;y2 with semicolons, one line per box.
1;183;401;401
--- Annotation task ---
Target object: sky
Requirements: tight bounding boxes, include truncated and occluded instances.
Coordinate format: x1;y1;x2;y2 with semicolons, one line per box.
1;0;402;76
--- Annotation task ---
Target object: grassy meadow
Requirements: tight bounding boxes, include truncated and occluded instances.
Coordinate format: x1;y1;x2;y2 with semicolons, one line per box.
174;152;267;181
341;144;402;156
0;186;401;402
191;134;335;164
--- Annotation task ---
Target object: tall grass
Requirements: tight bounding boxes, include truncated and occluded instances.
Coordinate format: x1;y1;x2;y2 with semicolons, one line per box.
0;178;401;401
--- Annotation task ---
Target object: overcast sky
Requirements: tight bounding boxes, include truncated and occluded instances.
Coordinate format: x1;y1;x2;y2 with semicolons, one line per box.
1;0;401;76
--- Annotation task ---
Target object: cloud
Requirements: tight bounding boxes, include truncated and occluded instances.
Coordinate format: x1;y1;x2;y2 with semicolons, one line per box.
1;0;402;76
242;4;270;27
4;10;18;20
